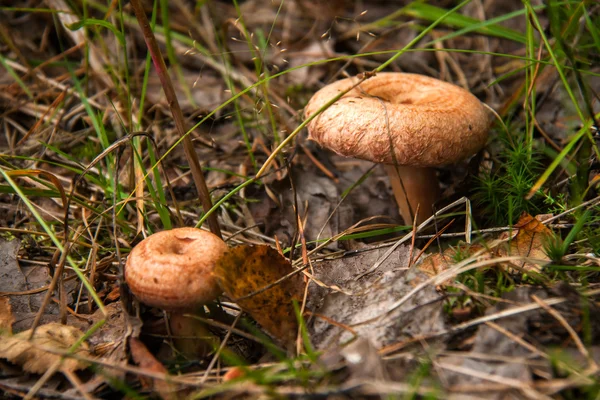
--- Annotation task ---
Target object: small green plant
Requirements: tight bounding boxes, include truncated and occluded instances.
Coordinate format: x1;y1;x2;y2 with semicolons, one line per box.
543;210;591;263
474;129;543;225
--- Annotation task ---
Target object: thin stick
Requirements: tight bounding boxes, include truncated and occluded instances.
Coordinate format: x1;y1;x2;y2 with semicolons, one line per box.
201;314;241;384
129;0;221;238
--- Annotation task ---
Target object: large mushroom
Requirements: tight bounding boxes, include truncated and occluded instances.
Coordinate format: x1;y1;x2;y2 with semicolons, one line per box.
125;227;228;357
304;72;491;225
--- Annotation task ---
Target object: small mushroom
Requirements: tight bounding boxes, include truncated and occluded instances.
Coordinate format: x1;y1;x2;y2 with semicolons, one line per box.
305;72;491;225
125;227;228;357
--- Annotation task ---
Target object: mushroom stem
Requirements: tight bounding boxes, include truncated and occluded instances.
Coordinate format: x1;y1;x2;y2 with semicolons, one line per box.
383;164;440;226
168;311;216;358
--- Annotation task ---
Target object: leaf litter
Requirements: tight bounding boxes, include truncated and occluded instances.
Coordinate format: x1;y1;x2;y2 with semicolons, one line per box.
439;284;600;399
0;323;91;375
308;245;447;350
1;0;600;398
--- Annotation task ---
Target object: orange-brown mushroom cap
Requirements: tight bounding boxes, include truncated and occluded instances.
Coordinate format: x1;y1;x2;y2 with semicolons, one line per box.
304;73;491;167
125;228;228;311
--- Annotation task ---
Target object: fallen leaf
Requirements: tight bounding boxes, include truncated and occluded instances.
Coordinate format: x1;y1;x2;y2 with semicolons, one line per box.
248;160;399;250
418;244;491;285
129;337;179;400
419;213;553;279
146;69;226;113
0;297;13;334
0;237;78;332
309;246;446;350
498;213;553;272
214;245;304;348
0;323;91;374
75;302;128;396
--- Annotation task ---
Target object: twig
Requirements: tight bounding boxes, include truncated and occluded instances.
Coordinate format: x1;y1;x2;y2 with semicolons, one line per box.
129;0;221;238
356;196;470;280
201;313;241;384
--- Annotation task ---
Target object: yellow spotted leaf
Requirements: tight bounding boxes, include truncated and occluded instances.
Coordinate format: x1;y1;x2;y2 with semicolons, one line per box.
213;245;304;348
0;323;91;374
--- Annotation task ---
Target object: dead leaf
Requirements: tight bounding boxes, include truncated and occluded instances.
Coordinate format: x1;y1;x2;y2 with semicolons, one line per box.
213;245;304;348
418;244;491;284
0;237;77;332
146;69;225;113
0;297;13;334
498;213;553;272
419;213;553;278
0;323;91;374
129;337;179;400
85;302;125;352
73;302;128;396
309;246;446;350
249;160;399;251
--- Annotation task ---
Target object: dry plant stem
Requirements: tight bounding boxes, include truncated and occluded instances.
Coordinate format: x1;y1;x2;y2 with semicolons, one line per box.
384;165;440;226
129;0;221;238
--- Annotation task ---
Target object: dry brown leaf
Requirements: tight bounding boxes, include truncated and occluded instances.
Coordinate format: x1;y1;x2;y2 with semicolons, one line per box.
0;297;13;334
0;323;91;374
419;251;455;278
498;213;553;272
213;245;304;348
129;337;179;400
419;213;553;278
418;244;490;284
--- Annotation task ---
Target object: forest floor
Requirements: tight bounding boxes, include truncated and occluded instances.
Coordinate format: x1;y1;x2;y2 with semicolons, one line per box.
1;0;600;398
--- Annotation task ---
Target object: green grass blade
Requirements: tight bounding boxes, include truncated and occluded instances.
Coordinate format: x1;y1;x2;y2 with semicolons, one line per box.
404;2;527;44
67;18;125;46
0;167;106;314
0;55;33;98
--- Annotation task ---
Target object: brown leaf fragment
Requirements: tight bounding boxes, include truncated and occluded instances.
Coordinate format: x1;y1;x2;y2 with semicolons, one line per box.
498;213;553;272
129;337;179;400
418;244;490;285
419;251;455;279
213;245;304;348
0;323;90;374
0;297;14;334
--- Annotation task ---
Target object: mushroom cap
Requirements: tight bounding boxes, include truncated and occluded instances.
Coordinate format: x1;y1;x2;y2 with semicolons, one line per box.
304;73;491;167
125;227;228;311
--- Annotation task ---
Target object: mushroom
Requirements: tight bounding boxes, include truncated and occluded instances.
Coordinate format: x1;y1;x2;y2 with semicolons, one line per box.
125;227;228;357
304;72;491;225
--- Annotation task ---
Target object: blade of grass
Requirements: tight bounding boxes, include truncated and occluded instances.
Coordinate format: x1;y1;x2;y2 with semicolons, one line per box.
376;0;471;72
350;1;527;44
526;115;598;199
524;0;600;198
0;54;33;98
0;167;106;314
